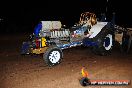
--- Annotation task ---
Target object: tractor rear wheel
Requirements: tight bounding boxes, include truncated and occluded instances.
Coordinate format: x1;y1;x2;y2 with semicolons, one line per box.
92;33;113;56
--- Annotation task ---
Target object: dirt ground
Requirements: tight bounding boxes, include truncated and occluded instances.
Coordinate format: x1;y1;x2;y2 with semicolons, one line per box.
0;33;132;88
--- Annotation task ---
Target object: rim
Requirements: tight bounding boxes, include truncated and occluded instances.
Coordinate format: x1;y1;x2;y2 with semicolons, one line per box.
103;34;113;50
49;51;61;63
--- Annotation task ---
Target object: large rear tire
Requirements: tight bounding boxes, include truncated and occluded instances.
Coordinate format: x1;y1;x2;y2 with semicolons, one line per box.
92;33;113;56
43;46;63;67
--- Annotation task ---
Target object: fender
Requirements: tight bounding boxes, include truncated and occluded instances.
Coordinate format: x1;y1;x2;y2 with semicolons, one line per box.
89;22;108;38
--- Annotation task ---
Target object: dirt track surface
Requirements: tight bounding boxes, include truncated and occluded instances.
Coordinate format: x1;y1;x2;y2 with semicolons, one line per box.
0;34;132;88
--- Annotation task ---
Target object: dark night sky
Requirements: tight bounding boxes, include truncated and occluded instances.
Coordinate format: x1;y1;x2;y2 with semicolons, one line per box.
0;0;131;33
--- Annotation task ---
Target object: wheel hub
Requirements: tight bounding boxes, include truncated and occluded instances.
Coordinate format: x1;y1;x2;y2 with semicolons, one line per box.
49;51;60;63
103;34;112;50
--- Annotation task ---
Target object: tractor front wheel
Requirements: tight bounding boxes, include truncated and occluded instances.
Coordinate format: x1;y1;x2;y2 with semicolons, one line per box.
43;46;63;67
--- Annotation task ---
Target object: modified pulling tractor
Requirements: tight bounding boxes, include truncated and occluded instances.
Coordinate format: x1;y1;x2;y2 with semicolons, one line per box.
21;12;132;66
